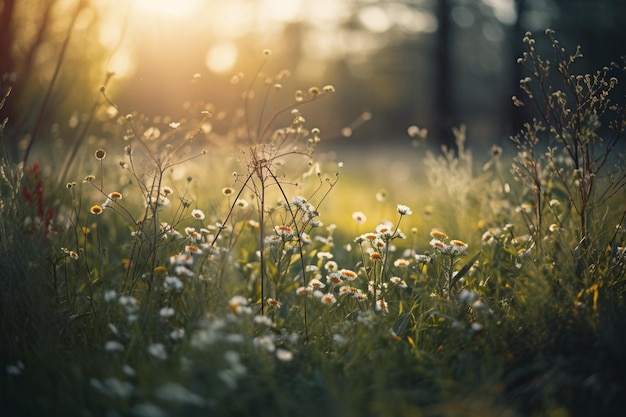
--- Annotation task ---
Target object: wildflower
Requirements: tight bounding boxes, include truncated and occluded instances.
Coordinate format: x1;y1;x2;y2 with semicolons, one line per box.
292;195;307;208
359;232;378;241
104;340;124;353
275;225;294;240
375;222;394;238
174;265;194;277
234;199;248;209
370;252;383;261
185;245;202;255
354;291;368;301
254;335;276;353
327;272;343;285
390;276;408;288
222;187;234;196
397;204;412;215
393;258;410;267
229;295;251;315
185;227;202;241
161;186;173;196
320;293;337;305
549;223;560;233
429;239;446;251
458;288;479;304
309;218;323;228
160;307;175;318
94;149;106;160
108;191;123;201
170;328;185;340
300;232;312;245
90;205;103;215
254;315;273;327
324;261;338;272
296;286;310;296
352;211;367;224
375;299;389;313
69;250;79;260
169;121;181;129
276;348;293;362
154;265;167;274
470;322;483;333
430;230;448;240
322;85;335;93
515;203;533;213
549;199;560;207
267;298;281;309
170;252;193;266
316;251;333;260
339;269;358;281
148;343;167;360
104;290;117;302
338;285;355;296
163;276;184;291
415;254;431;263
375;189;388;202
449;239;468;256
191;209;205;220
119;295;140;319
309;278;325;289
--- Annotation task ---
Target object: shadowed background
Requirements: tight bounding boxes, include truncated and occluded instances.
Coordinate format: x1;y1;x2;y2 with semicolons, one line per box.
1;0;625;174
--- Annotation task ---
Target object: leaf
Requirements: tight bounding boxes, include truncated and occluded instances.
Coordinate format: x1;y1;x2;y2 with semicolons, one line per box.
392;312;412;337
451;251;482;288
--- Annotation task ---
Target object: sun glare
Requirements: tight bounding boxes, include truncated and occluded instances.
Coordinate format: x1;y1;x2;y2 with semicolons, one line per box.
205;43;239;73
134;0;202;18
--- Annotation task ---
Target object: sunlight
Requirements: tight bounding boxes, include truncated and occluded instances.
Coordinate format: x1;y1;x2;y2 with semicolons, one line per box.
358;6;392;33
205;42;239;73
134;0;202;19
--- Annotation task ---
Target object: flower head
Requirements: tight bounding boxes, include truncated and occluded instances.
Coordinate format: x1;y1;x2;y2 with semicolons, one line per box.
94;149;106;160
449;239;468;256
430;230;448;240
320;293;337;305
397;204;412;215
108;191;123;201
191;209;205;221
352;211;367;224
235;199;249;209
339;269;358;281
90;205;103;215
229;295;251;315
390;276;408;288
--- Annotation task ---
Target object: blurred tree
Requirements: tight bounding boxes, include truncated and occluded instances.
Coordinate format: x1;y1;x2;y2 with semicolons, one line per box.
434;0;456;149
0;0;106;164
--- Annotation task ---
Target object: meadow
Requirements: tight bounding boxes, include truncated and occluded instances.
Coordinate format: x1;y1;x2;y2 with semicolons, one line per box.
1;30;626;417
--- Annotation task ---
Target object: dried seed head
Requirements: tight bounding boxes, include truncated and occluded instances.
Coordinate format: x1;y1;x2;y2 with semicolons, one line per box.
95;149;106;160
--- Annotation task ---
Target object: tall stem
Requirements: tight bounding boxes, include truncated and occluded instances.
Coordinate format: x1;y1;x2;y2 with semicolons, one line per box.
258;175;266;315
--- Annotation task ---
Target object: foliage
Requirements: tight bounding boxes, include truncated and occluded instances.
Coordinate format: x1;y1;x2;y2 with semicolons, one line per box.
1;31;626;417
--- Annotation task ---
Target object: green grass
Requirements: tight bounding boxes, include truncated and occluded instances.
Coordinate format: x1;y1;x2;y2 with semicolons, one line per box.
1;30;626;417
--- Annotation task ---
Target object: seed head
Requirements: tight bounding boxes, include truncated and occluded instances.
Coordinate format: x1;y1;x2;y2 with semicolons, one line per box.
95;149;106;160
